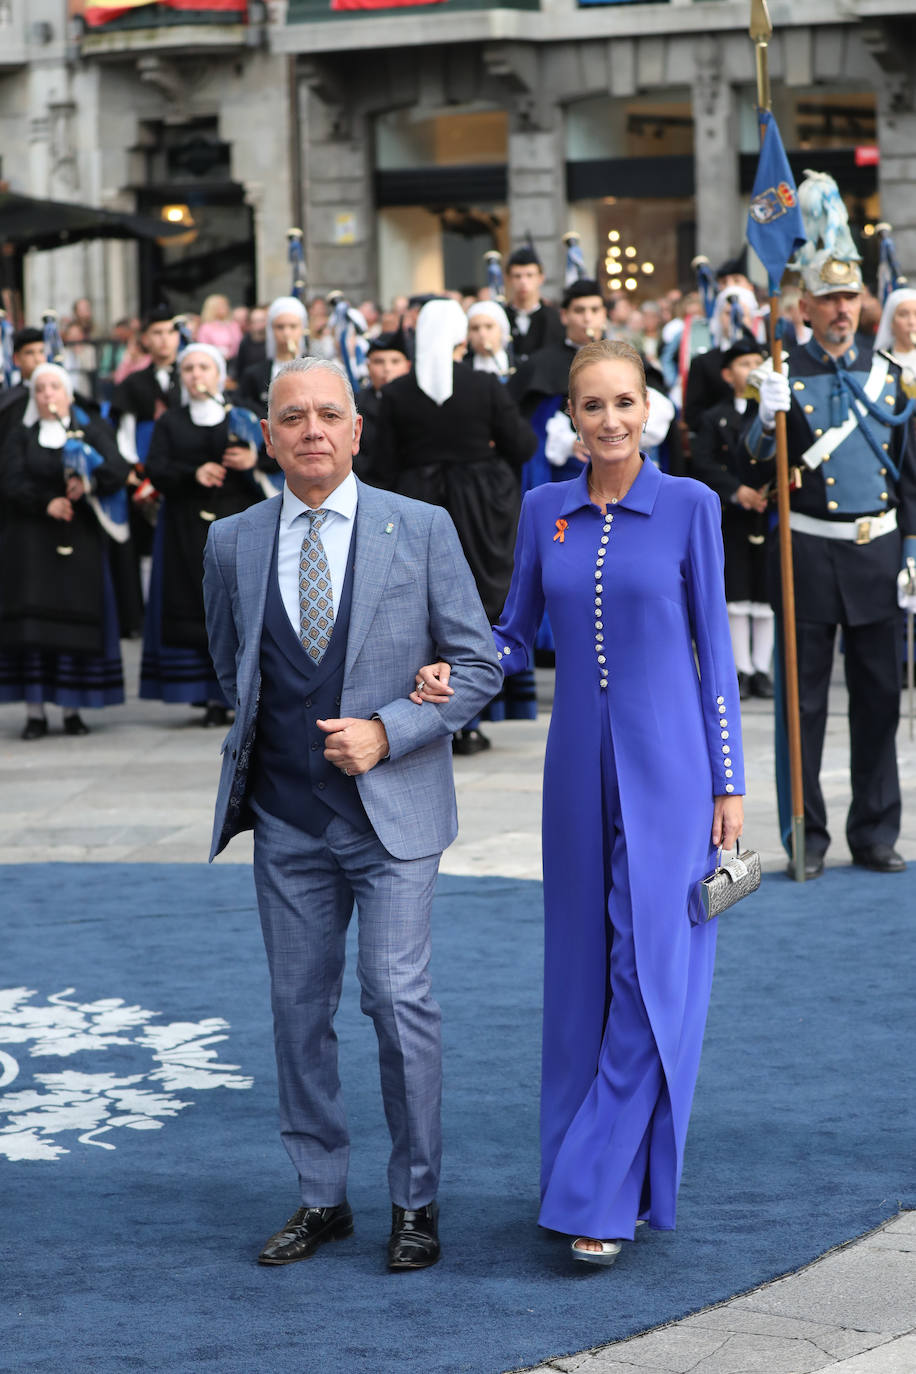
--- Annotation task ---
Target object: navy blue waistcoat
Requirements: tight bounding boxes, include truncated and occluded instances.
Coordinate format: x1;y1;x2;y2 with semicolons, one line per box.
249;522;369;837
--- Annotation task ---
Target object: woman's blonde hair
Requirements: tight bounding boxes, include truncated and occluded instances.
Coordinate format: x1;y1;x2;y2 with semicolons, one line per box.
200;293;230;323
568;338;647;409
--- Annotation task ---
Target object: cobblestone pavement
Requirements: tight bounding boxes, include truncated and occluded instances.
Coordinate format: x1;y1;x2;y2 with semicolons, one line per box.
2;642;913;1372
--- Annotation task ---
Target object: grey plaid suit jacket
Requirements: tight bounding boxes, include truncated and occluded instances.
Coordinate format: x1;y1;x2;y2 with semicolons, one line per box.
203;478;503;861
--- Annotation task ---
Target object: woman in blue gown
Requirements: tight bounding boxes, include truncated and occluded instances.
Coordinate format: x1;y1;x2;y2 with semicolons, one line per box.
414;338;745;1264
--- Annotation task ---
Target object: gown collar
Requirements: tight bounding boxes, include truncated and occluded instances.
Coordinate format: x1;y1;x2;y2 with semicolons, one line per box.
558;455;661;519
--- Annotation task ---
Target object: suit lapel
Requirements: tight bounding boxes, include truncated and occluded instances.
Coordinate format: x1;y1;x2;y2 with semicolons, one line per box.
346;481;398;674
237;497;282;645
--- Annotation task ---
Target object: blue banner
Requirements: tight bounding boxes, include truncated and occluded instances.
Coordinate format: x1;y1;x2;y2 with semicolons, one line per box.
746;110;806;296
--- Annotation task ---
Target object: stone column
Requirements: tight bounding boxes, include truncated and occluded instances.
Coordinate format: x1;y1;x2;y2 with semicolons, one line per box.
692;42;741;269
298;69;374;300
507;121;566;301
221;49;294;302
876;82;916;274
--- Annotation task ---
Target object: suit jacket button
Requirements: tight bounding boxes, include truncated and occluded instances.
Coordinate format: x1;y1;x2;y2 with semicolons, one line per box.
305;698;312;708
318;782;326;791
335;697;341;706
232;749;237;759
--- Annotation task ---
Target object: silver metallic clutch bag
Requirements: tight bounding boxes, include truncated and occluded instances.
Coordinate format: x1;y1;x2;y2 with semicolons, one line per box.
691;840;761;924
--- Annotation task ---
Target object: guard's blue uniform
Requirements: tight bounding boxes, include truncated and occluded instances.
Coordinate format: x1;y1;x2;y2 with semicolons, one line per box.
742;337;916;858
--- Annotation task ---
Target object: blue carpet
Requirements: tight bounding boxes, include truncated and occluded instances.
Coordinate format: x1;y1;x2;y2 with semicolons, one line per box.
1;863;913;1374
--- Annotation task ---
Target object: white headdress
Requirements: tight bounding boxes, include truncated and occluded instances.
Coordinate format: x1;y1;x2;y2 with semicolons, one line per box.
414;300;468;406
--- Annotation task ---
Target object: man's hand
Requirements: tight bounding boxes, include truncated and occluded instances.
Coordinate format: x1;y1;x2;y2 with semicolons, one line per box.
733;484;768;513
410;661;454;705
222;443;257;471
47;496;73;522
65;474;86;503
196;462;226;488
318;716;389;775
712;795;744;850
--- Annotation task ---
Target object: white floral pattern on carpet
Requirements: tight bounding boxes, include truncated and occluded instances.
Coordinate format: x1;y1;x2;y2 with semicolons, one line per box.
0;987;252;1161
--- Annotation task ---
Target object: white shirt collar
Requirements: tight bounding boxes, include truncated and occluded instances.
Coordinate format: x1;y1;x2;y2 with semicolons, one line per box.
280;468;358;529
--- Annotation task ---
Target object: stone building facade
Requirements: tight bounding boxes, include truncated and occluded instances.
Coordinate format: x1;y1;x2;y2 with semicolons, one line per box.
0;0;913;320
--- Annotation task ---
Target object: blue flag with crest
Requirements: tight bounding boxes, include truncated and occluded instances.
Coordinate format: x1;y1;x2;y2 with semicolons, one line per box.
746;110;807;295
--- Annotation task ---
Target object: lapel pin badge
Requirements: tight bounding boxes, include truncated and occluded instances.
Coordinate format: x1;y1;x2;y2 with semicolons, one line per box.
385;522;394;534
553;518;568;544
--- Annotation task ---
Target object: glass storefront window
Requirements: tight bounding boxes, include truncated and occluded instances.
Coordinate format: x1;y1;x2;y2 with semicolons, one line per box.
375;107;508;170
566;90;693;161
569;196;696;301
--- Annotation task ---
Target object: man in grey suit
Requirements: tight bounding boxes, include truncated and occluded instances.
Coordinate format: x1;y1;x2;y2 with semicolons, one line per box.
203;356;501;1270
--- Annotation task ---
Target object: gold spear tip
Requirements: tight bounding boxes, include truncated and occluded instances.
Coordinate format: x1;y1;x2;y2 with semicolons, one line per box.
750;0;772;41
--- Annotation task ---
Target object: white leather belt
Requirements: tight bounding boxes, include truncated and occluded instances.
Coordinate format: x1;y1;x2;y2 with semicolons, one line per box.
788;509;897;544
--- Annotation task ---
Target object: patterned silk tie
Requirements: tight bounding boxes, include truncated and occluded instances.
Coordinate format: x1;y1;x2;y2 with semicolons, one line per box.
298;508;334;663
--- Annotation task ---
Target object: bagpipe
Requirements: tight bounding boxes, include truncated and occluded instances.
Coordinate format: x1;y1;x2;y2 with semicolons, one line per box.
874;223;916;399
484;249;506;303
674;257;716;402
48;403;130;544
42;311;64;364
563;231;589;288
0;310;14;389
195;384;283;500
328;291;369;393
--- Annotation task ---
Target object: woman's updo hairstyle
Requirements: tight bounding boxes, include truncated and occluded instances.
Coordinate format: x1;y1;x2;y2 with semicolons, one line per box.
568;338;647;410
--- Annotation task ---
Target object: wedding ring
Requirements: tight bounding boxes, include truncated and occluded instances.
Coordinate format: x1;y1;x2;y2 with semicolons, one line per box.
344;767;351;775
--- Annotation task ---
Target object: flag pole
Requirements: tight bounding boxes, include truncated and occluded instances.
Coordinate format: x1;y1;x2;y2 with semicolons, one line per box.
750;0;806;882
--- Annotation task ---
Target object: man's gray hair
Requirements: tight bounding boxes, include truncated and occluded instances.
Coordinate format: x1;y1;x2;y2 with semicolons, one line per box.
266;355;357;431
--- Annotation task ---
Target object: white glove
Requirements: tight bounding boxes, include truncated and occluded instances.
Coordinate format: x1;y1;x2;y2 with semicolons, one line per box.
643;388;676;449
898;560;916;614
758;372;791;430
545;411;579;467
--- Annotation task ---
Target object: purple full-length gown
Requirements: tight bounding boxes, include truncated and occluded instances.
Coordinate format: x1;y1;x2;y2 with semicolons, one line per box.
493;458;745;1239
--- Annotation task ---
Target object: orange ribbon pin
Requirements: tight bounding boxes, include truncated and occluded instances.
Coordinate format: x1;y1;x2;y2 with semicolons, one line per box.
553;518;568;544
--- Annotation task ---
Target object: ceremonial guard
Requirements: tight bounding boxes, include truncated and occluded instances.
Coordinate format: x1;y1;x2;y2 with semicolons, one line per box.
0;329;48;459
691;339;774;697
742;172;916;877
108;308;183;617
503;246;564;364
354;327;410;484
684;263;766;435
108;308;182;464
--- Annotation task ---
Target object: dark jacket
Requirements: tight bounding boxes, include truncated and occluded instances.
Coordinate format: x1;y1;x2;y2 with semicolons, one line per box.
0;414;130;654
145;407;268;649
376;366;537;619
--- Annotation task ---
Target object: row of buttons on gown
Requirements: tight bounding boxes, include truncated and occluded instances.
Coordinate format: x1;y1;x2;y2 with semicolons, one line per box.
595;508;614;688
716;695;735;792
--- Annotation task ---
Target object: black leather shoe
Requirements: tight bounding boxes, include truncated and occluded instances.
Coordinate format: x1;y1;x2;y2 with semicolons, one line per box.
200;705;229;728
21;718;48;741
452;729;491;756
751;672;774;699
850;845;906;874
786;853;825;880
387;1201;440;1271
63;714;90;736
737;672;752;700
257;1202;353;1265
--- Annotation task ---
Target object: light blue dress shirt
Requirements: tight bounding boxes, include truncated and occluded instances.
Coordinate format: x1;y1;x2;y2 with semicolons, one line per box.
276;470;358;638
